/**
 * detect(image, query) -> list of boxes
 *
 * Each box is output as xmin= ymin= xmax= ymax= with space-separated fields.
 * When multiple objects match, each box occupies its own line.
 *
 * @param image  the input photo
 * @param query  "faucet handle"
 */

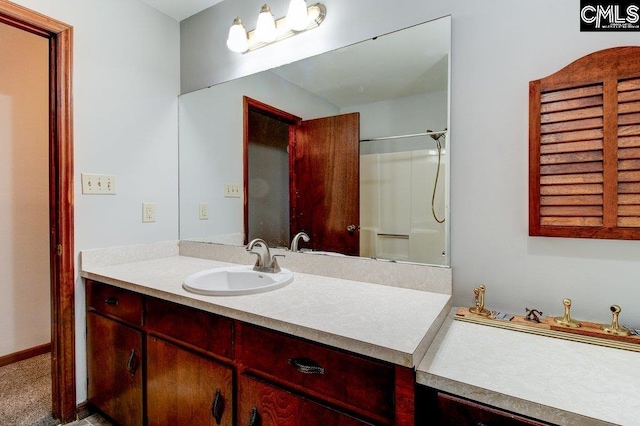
xmin=269 ymin=254 xmax=285 ymax=273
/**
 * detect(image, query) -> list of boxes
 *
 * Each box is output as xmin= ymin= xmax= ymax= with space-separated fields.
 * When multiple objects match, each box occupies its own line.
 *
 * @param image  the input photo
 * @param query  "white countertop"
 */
xmin=81 ymin=255 xmax=451 ymax=367
xmin=417 ymin=310 xmax=640 ymax=426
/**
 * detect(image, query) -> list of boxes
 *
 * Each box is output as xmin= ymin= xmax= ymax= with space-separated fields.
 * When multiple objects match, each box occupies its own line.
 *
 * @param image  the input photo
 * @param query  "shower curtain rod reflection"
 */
xmin=360 ymin=130 xmax=447 ymax=142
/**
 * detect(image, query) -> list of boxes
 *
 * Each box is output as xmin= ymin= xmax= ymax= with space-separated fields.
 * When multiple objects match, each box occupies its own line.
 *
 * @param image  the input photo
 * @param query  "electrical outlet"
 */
xmin=224 ymin=183 xmax=241 ymax=198
xmin=81 ymin=173 xmax=116 ymax=194
xmin=142 ymin=202 xmax=156 ymax=223
xmin=199 ymin=203 xmax=209 ymax=220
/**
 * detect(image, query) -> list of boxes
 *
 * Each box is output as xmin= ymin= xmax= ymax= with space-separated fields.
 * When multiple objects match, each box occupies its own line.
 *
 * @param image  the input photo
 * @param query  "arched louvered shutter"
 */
xmin=530 ymin=47 xmax=640 ymax=239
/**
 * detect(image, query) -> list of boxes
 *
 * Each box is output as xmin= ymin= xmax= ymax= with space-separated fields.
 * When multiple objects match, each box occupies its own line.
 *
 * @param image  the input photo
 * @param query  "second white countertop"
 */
xmin=417 ymin=310 xmax=640 ymax=425
xmin=81 ymin=255 xmax=451 ymax=367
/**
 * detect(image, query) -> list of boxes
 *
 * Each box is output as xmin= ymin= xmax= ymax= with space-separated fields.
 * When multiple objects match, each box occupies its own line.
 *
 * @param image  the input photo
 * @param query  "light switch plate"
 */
xmin=81 ymin=173 xmax=116 ymax=194
xmin=224 ymin=183 xmax=241 ymax=198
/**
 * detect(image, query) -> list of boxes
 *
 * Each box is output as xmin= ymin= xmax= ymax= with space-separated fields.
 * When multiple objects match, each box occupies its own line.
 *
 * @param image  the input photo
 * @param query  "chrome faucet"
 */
xmin=246 ymin=238 xmax=282 ymax=273
xmin=290 ymin=232 xmax=310 ymax=252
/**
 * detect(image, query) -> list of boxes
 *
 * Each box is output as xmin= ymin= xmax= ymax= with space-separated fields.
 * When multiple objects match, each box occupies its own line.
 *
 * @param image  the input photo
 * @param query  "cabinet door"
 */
xmin=147 ymin=337 xmax=233 ymax=426
xmin=87 ymin=312 xmax=143 ymax=426
xmin=238 ymin=375 xmax=373 ymax=426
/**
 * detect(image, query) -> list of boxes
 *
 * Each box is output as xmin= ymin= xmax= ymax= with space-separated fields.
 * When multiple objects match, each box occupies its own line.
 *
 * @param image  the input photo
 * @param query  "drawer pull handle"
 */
xmin=248 ymin=406 xmax=259 ymax=426
xmin=104 ymin=297 xmax=119 ymax=306
xmin=288 ymin=358 xmax=325 ymax=375
xmin=126 ymin=349 xmax=138 ymax=377
xmin=211 ymin=388 xmax=223 ymax=424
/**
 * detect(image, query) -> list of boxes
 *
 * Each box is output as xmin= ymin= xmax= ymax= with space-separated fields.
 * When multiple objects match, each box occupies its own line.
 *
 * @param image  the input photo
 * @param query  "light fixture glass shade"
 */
xmin=255 ymin=4 xmax=277 ymax=43
xmin=226 ymin=17 xmax=249 ymax=53
xmin=286 ymin=0 xmax=309 ymax=31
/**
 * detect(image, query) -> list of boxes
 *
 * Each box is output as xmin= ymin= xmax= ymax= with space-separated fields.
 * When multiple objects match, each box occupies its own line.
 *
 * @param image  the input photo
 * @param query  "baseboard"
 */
xmin=76 ymin=401 xmax=91 ymax=420
xmin=0 ymin=343 xmax=51 ymax=367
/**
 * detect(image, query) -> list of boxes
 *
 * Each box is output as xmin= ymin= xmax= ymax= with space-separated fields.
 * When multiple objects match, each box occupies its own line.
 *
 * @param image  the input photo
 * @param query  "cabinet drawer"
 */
xmin=437 ymin=393 xmax=549 ymax=426
xmin=237 ymin=323 xmax=395 ymax=420
xmin=238 ymin=374 xmax=374 ymax=426
xmin=146 ymin=297 xmax=233 ymax=359
xmin=87 ymin=281 xmax=143 ymax=327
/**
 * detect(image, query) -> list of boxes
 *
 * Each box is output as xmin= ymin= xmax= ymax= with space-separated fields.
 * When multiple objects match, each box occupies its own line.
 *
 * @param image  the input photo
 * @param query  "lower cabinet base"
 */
xmin=86 ymin=281 xmax=416 ymax=426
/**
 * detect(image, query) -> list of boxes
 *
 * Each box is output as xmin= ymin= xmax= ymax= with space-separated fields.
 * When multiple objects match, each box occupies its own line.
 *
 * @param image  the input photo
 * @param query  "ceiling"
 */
xmin=270 ymin=17 xmax=450 ymax=108
xmin=139 ymin=0 xmax=225 ymax=21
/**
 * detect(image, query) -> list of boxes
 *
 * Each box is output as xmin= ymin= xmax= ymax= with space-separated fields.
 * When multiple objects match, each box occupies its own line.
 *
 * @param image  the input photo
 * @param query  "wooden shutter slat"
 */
xmin=619 ymin=170 xmax=640 ymax=182
xmin=540 ymin=195 xmax=603 ymax=205
xmin=618 ymin=78 xmax=640 ymax=92
xmin=541 ymin=86 xmax=603 ymax=103
xmin=540 ymin=184 xmax=602 ymax=195
xmin=619 ymin=194 xmax=640 ymax=204
xmin=540 ymin=140 xmax=602 ymax=154
xmin=618 ymin=112 xmax=640 ymax=125
xmin=540 ymin=96 xmax=603 ymax=113
xmin=541 ymin=217 xmax=603 ymax=226
xmin=618 ymin=147 xmax=640 ymax=160
xmin=540 ymin=173 xmax=602 ymax=185
xmin=618 ymin=125 xmax=640 ymax=137
xmin=619 ymin=182 xmax=640 ymax=193
xmin=618 ymin=205 xmax=640 ymax=215
xmin=541 ymin=161 xmax=603 ymax=175
xmin=540 ymin=151 xmax=602 ymax=165
xmin=541 ymin=106 xmax=603 ymax=124
xmin=618 ymin=90 xmax=640 ymax=103
xmin=541 ymin=129 xmax=603 ymax=144
xmin=540 ymin=206 xmax=602 ymax=216
xmin=617 ymin=217 xmax=640 ymax=227
xmin=541 ymin=118 xmax=603 ymax=134
xmin=618 ymin=136 xmax=640 ymax=148
xmin=619 ymin=101 xmax=640 ymax=114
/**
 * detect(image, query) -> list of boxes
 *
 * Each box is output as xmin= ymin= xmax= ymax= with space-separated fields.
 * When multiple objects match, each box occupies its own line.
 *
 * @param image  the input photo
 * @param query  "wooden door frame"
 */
xmin=0 ymin=1 xmax=75 ymax=423
xmin=242 ymin=96 xmax=301 ymax=244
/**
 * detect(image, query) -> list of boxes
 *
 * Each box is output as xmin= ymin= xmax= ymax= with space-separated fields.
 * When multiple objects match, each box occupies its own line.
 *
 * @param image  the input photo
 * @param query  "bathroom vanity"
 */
xmin=81 ymin=245 xmax=451 ymax=425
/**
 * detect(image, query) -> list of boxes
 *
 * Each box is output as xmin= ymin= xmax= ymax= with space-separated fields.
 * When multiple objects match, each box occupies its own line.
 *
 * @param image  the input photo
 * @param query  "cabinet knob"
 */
xmin=211 ymin=388 xmax=224 ymax=424
xmin=248 ymin=406 xmax=259 ymax=426
xmin=288 ymin=358 xmax=325 ymax=375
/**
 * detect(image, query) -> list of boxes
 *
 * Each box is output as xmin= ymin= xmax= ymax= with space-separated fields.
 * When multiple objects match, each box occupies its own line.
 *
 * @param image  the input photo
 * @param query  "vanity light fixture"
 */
xmin=226 ymin=1 xmax=326 ymax=53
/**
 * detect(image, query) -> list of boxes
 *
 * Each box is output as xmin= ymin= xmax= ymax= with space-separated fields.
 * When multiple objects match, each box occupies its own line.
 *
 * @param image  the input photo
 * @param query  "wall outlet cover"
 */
xmin=199 ymin=203 xmax=209 ymax=220
xmin=142 ymin=202 xmax=156 ymax=223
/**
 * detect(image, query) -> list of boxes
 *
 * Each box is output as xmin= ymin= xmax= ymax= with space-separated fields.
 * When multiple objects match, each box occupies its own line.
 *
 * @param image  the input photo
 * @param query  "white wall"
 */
xmin=0 ymin=23 xmax=50 ymax=357
xmin=11 ymin=0 xmax=180 ymax=402
xmin=182 ymin=0 xmax=640 ymax=326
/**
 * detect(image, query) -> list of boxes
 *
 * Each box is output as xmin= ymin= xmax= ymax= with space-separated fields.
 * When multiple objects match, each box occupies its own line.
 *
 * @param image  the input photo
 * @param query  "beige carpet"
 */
xmin=0 ymin=354 xmax=57 ymax=426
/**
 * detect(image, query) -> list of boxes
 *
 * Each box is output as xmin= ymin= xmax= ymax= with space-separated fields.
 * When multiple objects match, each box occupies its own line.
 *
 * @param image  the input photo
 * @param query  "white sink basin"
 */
xmin=183 ymin=265 xmax=293 ymax=296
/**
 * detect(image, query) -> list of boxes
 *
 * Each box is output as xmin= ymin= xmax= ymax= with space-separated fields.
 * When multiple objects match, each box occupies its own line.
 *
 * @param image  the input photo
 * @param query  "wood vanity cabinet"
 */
xmin=86 ymin=280 xmax=415 ymax=425
xmin=417 ymin=387 xmax=551 ymax=426
xmin=86 ymin=282 xmax=144 ymax=425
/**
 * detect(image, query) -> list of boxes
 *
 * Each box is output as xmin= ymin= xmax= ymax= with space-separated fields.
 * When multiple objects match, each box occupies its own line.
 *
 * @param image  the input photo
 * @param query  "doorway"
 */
xmin=243 ymin=97 xmax=300 ymax=247
xmin=243 ymin=97 xmax=361 ymax=255
xmin=0 ymin=1 xmax=75 ymax=423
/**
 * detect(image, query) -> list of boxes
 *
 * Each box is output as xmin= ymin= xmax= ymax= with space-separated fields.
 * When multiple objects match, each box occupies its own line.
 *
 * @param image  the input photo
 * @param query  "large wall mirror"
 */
xmin=179 ymin=15 xmax=451 ymax=266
